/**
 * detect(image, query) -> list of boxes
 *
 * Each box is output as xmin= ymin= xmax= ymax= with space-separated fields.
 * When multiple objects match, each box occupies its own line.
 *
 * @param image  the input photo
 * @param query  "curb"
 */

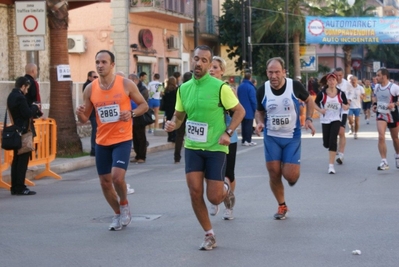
xmin=1 ymin=142 xmax=175 ymax=184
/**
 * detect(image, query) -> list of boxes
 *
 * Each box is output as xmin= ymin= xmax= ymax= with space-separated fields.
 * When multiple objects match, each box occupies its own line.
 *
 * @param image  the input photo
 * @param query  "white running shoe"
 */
xmin=336 ymin=153 xmax=344 ymax=165
xmin=223 ymin=209 xmax=234 ymax=220
xmin=126 ymin=184 xmax=135 ymax=194
xmin=249 ymin=141 xmax=257 ymax=146
xmin=120 ymin=204 xmax=132 ymax=226
xmin=354 ymin=133 xmax=358 ymax=139
xmin=109 ymin=215 xmax=122 ymax=231
xmin=209 ymin=204 xmax=219 ymax=216
xmin=328 ymin=166 xmax=336 ymax=174
xmin=242 ymin=141 xmax=250 ymax=146
xmin=377 ymin=161 xmax=389 ymax=171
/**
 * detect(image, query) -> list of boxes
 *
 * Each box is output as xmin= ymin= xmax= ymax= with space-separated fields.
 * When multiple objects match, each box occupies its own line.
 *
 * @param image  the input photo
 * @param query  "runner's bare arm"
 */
xmin=76 ymin=84 xmax=94 ymax=123
xmin=125 ymin=78 xmax=148 ymax=117
xmin=165 ymin=111 xmax=186 ymax=132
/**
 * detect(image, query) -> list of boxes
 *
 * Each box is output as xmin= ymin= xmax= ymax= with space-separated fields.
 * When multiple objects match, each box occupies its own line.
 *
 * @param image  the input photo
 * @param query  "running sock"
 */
xmin=120 ymin=200 xmax=128 ymax=206
xmin=382 ymin=158 xmax=388 ymax=164
xmin=329 ymin=164 xmax=334 ymax=167
xmin=205 ymin=229 xmax=215 ymax=236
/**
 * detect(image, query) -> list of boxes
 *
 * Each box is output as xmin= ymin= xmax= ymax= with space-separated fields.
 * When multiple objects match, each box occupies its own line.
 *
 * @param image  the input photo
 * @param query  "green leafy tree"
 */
xmin=365 ymin=44 xmax=399 ymax=68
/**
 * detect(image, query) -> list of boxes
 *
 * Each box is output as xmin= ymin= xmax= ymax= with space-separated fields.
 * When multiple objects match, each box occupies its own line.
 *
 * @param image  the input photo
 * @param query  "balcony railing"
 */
xmin=130 ymin=0 xmax=194 ymax=18
xmin=184 ymin=15 xmax=219 ymax=39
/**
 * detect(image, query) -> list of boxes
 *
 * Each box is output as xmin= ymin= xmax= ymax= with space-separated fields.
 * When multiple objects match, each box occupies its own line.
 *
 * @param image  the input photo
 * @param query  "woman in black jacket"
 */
xmin=7 ymin=76 xmax=41 ymax=195
xmin=162 ymin=76 xmax=178 ymax=142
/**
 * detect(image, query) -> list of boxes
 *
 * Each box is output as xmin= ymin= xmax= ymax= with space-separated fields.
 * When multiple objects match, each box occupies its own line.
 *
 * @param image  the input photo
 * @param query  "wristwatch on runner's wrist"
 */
xmin=225 ymin=129 xmax=233 ymax=137
xmin=131 ymin=110 xmax=136 ymax=118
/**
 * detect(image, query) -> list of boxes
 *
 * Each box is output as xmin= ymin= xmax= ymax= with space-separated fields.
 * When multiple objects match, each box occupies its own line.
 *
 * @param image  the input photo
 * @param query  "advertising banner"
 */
xmin=306 ymin=16 xmax=399 ymax=44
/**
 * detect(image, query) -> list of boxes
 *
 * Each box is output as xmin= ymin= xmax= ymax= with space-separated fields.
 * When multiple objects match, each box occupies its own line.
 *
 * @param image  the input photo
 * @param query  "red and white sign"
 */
xmin=15 ymin=1 xmax=46 ymax=36
xmin=352 ymin=59 xmax=361 ymax=70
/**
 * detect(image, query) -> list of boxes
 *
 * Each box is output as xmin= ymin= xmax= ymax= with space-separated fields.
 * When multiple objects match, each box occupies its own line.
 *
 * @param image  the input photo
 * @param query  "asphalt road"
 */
xmin=1 ymin=117 xmax=399 ymax=267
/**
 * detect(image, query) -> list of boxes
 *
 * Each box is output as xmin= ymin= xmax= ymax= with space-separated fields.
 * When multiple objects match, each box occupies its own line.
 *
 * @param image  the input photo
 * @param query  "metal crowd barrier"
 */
xmin=0 ymin=118 xmax=61 ymax=190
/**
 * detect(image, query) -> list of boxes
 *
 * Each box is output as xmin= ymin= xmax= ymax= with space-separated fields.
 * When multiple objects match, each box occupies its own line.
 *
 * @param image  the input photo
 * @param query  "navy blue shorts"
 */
xmin=95 ymin=140 xmax=132 ymax=175
xmin=184 ymin=148 xmax=226 ymax=181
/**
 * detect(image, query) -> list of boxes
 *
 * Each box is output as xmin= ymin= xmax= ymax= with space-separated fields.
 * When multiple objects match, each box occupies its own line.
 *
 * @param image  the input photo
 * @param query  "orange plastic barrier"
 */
xmin=0 ymin=118 xmax=61 ymax=190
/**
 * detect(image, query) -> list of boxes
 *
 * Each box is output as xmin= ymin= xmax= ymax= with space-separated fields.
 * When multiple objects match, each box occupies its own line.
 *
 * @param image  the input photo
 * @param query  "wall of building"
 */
xmin=68 ymin=3 xmax=114 ymax=82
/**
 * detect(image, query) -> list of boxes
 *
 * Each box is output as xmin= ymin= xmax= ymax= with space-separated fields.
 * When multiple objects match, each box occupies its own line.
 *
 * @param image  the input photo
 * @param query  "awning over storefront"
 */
xmin=167 ymin=58 xmax=181 ymax=65
xmin=136 ymin=55 xmax=157 ymax=64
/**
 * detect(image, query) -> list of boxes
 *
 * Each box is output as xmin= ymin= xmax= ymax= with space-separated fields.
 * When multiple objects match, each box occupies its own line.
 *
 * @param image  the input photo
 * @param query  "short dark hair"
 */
xmin=95 ymin=50 xmax=115 ymax=63
xmin=244 ymin=72 xmax=252 ymax=80
xmin=173 ymin=71 xmax=181 ymax=79
xmin=378 ymin=67 xmax=389 ymax=78
xmin=266 ymin=57 xmax=285 ymax=70
xmin=154 ymin=73 xmax=160 ymax=79
xmin=139 ymin=72 xmax=147 ymax=78
xmin=182 ymin=72 xmax=192 ymax=83
xmin=194 ymin=45 xmax=213 ymax=61
xmin=88 ymin=71 xmax=96 ymax=78
xmin=334 ymin=67 xmax=344 ymax=73
xmin=15 ymin=76 xmax=30 ymax=88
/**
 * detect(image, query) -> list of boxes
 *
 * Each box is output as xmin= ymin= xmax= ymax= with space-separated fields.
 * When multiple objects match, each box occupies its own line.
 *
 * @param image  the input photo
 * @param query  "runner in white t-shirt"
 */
xmin=334 ymin=68 xmax=349 ymax=164
xmin=347 ymin=76 xmax=365 ymax=139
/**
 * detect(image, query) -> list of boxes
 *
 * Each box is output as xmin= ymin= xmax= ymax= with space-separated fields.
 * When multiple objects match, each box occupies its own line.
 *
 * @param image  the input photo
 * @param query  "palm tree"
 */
xmin=252 ymin=0 xmax=309 ymax=78
xmin=47 ymin=0 xmax=82 ymax=156
xmin=340 ymin=0 xmax=375 ymax=76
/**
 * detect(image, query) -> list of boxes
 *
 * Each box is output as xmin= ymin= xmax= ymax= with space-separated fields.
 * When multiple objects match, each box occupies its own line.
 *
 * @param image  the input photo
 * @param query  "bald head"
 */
xmin=25 ymin=63 xmax=38 ymax=79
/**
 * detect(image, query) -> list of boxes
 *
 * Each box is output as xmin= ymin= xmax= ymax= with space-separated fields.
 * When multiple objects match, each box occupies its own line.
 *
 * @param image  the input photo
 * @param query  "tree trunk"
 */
xmin=343 ymin=45 xmax=353 ymax=78
xmin=293 ymin=32 xmax=301 ymax=79
xmin=47 ymin=1 xmax=82 ymax=156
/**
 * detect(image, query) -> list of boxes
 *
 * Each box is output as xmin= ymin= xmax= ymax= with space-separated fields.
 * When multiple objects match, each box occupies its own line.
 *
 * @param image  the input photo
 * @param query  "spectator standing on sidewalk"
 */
xmin=7 ymin=77 xmax=41 ymax=195
xmin=76 ymin=50 xmax=148 ymax=231
xmin=147 ymin=73 xmax=163 ymax=133
xmin=255 ymin=57 xmax=315 ymax=220
xmin=24 ymin=63 xmax=42 ymax=108
xmin=83 ymin=70 xmax=98 ymax=156
xmin=128 ymin=73 xmax=149 ymax=164
xmin=237 ymin=71 xmax=257 ymax=146
xmin=164 ymin=45 xmax=245 ymax=250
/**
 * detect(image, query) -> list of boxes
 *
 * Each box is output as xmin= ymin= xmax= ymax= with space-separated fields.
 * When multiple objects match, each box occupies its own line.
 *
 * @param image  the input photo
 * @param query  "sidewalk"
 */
xmin=1 ymin=129 xmax=174 ymax=184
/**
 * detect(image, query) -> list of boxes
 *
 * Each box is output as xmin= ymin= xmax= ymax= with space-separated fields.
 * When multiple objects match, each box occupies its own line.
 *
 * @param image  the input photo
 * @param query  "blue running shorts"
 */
xmin=148 ymin=98 xmax=160 ymax=109
xmin=264 ymin=135 xmax=301 ymax=164
xmin=348 ymin=108 xmax=361 ymax=117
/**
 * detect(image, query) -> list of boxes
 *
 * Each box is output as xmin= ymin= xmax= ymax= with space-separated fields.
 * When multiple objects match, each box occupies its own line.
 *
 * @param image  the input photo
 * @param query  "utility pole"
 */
xmin=241 ymin=0 xmax=247 ymax=70
xmin=247 ymin=0 xmax=252 ymax=72
xmin=194 ymin=0 xmax=199 ymax=47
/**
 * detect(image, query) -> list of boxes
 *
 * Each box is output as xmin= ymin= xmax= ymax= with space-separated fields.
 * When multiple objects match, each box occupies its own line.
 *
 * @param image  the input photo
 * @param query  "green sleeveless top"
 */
xmin=178 ymin=73 xmax=228 ymax=153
